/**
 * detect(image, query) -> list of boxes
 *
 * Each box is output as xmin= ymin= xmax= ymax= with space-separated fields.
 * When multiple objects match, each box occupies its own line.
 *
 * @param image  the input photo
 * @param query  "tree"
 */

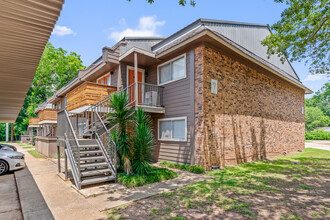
xmin=8 ymin=42 xmax=85 ymax=139
xmin=305 ymin=106 xmax=330 ymax=130
xmin=29 ymin=42 xmax=85 ymax=114
xmin=306 ymin=83 xmax=330 ymax=117
xmin=131 ymin=108 xmax=154 ymax=176
xmin=127 ymin=0 xmax=196 ymax=6
xmin=108 ymin=92 xmax=135 ymax=174
xmin=262 ymin=0 xmax=329 ymax=75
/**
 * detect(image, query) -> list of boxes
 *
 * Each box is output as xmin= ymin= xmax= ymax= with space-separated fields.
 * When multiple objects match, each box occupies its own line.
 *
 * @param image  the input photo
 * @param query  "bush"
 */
xmin=305 ymin=130 xmax=330 ymax=140
xmin=305 ymin=106 xmax=330 ymax=131
xmin=118 ymin=167 xmax=178 ymax=188
xmin=130 ymin=108 xmax=154 ymax=176
xmin=159 ymin=161 xmax=205 ymax=174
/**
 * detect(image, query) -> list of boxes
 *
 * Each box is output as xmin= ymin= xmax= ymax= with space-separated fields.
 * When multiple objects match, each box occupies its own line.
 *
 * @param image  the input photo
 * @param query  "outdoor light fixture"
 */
xmin=145 ymin=71 xmax=149 ymax=77
xmin=110 ymin=71 xmax=114 ymax=75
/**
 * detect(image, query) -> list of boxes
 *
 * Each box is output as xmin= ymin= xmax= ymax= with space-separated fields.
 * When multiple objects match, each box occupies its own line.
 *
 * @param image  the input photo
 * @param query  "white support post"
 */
xmin=117 ymin=64 xmax=122 ymax=89
xmin=5 ymin=123 xmax=9 ymax=142
xmin=134 ymin=52 xmax=138 ymax=105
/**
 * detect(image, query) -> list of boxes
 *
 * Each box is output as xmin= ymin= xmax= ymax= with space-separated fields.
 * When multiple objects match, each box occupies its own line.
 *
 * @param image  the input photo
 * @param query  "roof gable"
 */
xmin=152 ymin=19 xmax=300 ymax=81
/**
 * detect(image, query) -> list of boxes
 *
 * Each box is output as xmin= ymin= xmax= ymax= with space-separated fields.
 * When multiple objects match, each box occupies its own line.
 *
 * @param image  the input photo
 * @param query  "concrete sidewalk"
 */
xmin=306 ymin=140 xmax=330 ymax=151
xmin=14 ymin=143 xmax=106 ymax=220
xmin=14 ymin=143 xmax=212 ymax=218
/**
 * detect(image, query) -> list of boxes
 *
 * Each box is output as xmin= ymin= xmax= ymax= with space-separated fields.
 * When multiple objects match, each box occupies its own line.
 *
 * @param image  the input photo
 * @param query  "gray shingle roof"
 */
xmin=152 ymin=19 xmax=300 ymax=82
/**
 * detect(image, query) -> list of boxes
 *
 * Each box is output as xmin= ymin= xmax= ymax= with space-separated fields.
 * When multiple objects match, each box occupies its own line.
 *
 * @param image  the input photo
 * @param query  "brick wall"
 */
xmin=194 ymin=45 xmax=305 ymax=170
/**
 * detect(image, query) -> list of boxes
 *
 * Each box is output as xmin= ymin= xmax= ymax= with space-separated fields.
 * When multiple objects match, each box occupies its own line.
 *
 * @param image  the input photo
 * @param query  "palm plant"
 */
xmin=130 ymin=108 xmax=154 ymax=176
xmin=108 ymin=92 xmax=135 ymax=174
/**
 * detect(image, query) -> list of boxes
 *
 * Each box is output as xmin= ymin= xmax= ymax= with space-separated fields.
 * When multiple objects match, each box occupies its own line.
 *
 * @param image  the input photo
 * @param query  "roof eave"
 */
xmin=155 ymin=29 xmax=312 ymax=94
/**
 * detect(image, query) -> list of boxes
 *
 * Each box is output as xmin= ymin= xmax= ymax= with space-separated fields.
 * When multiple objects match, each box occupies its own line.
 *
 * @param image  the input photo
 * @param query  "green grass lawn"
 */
xmin=28 ymin=150 xmax=46 ymax=159
xmin=107 ymin=149 xmax=330 ymax=219
xmin=23 ymin=146 xmax=35 ymax=149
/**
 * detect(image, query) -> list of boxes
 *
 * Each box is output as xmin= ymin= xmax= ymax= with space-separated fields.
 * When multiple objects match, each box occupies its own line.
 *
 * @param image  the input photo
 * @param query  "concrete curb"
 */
xmin=14 ymin=167 xmax=54 ymax=220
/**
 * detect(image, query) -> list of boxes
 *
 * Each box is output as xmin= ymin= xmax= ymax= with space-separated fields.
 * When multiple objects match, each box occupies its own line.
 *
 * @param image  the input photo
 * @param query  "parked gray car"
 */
xmin=0 ymin=147 xmax=25 ymax=175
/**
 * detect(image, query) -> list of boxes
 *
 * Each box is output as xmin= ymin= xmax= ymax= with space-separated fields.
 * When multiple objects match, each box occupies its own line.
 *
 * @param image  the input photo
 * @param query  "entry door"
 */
xmin=128 ymin=69 xmax=143 ymax=105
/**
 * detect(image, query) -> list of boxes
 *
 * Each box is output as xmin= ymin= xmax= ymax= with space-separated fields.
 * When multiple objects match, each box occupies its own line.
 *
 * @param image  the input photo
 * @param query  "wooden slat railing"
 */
xmin=39 ymin=109 xmax=58 ymax=122
xmin=29 ymin=117 xmax=40 ymax=125
xmin=66 ymin=82 xmax=117 ymax=112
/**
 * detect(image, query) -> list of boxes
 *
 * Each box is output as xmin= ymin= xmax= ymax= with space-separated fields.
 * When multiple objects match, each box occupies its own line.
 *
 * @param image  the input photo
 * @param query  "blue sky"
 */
xmin=49 ymin=0 xmax=328 ymax=97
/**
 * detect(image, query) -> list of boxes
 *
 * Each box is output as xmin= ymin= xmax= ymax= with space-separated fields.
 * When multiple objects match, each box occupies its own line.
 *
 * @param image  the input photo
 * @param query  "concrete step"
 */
xmin=80 ymin=168 xmax=112 ymax=177
xmin=80 ymin=150 xmax=102 ymax=155
xmin=80 ymin=156 xmax=105 ymax=161
xmin=79 ymin=144 xmax=99 ymax=148
xmin=78 ymin=139 xmax=98 ymax=145
xmin=81 ymin=176 xmax=116 ymax=186
xmin=80 ymin=162 xmax=108 ymax=169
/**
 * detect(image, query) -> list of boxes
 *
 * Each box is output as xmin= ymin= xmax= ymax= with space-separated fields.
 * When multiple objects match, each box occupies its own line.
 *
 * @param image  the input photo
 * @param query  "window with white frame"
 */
xmin=158 ymin=54 xmax=186 ymax=85
xmin=158 ymin=117 xmax=187 ymax=141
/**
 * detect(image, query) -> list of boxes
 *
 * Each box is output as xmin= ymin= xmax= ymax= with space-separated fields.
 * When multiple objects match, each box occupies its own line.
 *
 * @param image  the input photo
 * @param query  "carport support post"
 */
xmin=5 ymin=123 xmax=9 ymax=142
xmin=11 ymin=123 xmax=14 ymax=142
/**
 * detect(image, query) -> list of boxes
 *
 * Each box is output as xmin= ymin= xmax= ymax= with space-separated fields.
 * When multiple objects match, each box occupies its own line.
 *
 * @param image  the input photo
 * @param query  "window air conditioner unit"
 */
xmin=144 ymin=91 xmax=158 ymax=106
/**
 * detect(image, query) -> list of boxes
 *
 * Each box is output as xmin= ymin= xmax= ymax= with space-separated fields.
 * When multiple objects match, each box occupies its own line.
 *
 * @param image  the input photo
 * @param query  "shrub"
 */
xmin=305 ymin=106 xmax=330 ymax=131
xmin=159 ymin=161 xmax=205 ymax=174
xmin=118 ymin=167 xmax=178 ymax=188
xmin=108 ymin=92 xmax=135 ymax=174
xmin=130 ymin=108 xmax=154 ymax=176
xmin=305 ymin=130 xmax=330 ymax=140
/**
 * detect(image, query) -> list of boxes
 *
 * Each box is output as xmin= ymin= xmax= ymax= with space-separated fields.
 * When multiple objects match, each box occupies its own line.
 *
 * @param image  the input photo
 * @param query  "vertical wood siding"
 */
xmin=147 ymin=50 xmax=195 ymax=164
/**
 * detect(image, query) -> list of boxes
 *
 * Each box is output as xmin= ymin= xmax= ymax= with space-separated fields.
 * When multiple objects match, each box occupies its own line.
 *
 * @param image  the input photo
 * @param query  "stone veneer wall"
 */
xmin=194 ymin=45 xmax=305 ymax=170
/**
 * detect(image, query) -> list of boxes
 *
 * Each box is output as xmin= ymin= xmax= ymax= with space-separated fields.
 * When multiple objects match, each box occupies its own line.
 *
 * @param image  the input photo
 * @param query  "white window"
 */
xmin=158 ymin=54 xmax=186 ymax=85
xmin=158 ymin=117 xmax=187 ymax=141
xmin=106 ymin=76 xmax=111 ymax=86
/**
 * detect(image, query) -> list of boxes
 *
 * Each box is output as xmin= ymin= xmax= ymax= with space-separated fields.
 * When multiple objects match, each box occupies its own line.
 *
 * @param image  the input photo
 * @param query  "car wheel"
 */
xmin=0 ymin=160 xmax=8 ymax=175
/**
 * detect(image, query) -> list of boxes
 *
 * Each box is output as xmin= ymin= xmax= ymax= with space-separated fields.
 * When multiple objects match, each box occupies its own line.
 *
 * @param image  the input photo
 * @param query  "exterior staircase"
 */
xmin=77 ymin=139 xmax=115 ymax=186
xmin=58 ymin=103 xmax=117 ymax=189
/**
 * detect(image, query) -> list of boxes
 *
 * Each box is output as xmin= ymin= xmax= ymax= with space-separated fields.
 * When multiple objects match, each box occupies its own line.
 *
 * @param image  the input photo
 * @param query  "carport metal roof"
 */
xmin=0 ymin=0 xmax=64 ymax=122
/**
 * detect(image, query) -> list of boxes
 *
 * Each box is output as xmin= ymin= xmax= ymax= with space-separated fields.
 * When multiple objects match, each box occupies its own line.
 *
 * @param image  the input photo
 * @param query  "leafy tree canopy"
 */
xmin=305 ymin=106 xmax=330 ymax=130
xmin=305 ymin=83 xmax=330 ymax=117
xmin=262 ymin=0 xmax=329 ymax=75
xmin=28 ymin=42 xmax=85 ymax=116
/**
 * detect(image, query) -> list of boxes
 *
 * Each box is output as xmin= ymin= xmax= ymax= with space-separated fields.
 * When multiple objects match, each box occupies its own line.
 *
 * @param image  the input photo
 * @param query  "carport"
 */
xmin=0 ymin=1 xmax=64 ymax=219
xmin=0 ymin=0 xmax=64 ymax=138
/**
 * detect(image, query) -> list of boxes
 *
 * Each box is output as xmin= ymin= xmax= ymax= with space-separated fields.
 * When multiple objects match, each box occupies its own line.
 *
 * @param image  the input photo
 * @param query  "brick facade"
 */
xmin=194 ymin=45 xmax=305 ymax=170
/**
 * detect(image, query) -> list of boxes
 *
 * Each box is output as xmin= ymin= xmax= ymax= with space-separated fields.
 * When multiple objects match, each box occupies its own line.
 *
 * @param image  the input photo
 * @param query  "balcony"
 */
xmin=66 ymin=82 xmax=117 ymax=113
xmin=38 ymin=109 xmax=58 ymax=125
xmin=127 ymin=83 xmax=165 ymax=113
xmin=28 ymin=117 xmax=40 ymax=127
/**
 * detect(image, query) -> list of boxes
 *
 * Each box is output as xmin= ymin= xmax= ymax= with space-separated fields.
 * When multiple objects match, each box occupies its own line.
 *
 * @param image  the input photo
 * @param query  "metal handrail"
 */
xmin=63 ymin=110 xmax=81 ymax=173
xmin=95 ymin=112 xmax=117 ymax=174
xmin=64 ymin=133 xmax=81 ymax=189
xmin=95 ymin=132 xmax=116 ymax=177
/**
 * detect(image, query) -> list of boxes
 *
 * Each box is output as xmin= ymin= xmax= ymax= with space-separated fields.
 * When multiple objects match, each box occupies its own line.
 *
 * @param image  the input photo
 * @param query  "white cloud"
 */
xmin=108 ymin=16 xmax=165 ymax=41
xmin=303 ymin=74 xmax=328 ymax=82
xmin=52 ymin=25 xmax=76 ymax=36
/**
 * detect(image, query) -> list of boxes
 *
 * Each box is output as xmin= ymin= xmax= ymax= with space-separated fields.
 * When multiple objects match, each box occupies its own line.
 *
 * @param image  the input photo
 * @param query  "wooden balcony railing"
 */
xmin=66 ymin=82 xmax=117 ymax=112
xmin=29 ymin=117 xmax=40 ymax=125
xmin=39 ymin=109 xmax=58 ymax=122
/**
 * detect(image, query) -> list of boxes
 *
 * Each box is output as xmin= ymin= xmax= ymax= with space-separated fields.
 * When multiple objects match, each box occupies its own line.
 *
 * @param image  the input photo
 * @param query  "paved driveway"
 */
xmin=305 ymin=140 xmax=330 ymax=151
xmin=0 ymin=173 xmax=23 ymax=220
